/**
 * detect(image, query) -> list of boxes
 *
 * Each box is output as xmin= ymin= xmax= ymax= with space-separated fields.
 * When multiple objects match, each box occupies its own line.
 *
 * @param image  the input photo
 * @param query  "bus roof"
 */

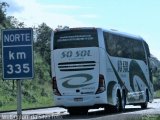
xmin=54 ymin=27 xmax=144 ymax=41
xmin=102 ymin=28 xmax=144 ymax=41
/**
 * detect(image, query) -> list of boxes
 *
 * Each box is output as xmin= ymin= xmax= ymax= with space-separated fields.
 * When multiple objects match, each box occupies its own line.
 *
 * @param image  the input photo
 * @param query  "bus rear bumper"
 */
xmin=54 ymin=92 xmax=107 ymax=107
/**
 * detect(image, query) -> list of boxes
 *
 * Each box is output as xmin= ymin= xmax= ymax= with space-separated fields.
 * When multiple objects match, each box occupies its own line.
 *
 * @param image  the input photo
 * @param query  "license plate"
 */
xmin=74 ymin=98 xmax=83 ymax=102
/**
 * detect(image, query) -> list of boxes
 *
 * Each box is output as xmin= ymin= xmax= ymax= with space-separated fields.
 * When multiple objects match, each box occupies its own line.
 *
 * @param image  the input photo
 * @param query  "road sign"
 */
xmin=2 ymin=28 xmax=33 ymax=80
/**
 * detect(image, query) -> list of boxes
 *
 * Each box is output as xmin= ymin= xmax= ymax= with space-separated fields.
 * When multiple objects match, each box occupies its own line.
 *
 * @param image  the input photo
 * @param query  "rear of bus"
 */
xmin=51 ymin=28 xmax=106 ymax=109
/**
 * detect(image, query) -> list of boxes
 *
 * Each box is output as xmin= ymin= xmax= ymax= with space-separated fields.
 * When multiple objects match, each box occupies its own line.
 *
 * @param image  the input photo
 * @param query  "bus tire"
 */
xmin=68 ymin=108 xmax=88 ymax=115
xmin=114 ymin=92 xmax=121 ymax=112
xmin=141 ymin=91 xmax=149 ymax=109
xmin=104 ymin=105 xmax=114 ymax=113
xmin=120 ymin=91 xmax=126 ymax=112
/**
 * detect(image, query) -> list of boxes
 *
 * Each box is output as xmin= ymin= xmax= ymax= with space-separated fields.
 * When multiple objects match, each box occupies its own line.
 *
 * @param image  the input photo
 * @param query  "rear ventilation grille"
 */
xmin=58 ymin=61 xmax=96 ymax=71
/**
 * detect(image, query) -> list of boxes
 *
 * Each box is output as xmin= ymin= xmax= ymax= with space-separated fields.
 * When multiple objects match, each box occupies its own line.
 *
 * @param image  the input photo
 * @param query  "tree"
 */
xmin=6 ymin=16 xmax=25 ymax=28
xmin=35 ymin=23 xmax=52 ymax=65
xmin=0 ymin=2 xmax=9 ymax=28
xmin=0 ymin=2 xmax=25 ymax=29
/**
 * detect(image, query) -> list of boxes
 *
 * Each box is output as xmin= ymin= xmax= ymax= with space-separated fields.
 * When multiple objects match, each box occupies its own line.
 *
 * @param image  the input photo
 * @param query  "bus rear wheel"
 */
xmin=141 ymin=91 xmax=149 ymax=109
xmin=68 ymin=108 xmax=88 ymax=115
xmin=113 ymin=92 xmax=121 ymax=112
xmin=120 ymin=91 xmax=126 ymax=112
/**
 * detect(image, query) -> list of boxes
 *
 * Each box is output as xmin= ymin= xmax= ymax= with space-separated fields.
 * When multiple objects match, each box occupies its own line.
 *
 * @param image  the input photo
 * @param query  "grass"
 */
xmin=119 ymin=115 xmax=160 ymax=120
xmin=0 ymin=100 xmax=53 ymax=112
xmin=0 ymin=84 xmax=54 ymax=111
xmin=0 ymin=53 xmax=54 ymax=112
xmin=154 ymin=90 xmax=160 ymax=98
xmin=141 ymin=115 xmax=160 ymax=120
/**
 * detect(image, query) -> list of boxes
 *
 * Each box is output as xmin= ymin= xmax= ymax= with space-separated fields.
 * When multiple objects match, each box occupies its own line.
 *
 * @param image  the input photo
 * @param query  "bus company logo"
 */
xmin=61 ymin=50 xmax=92 ymax=59
xmin=60 ymin=73 xmax=95 ymax=88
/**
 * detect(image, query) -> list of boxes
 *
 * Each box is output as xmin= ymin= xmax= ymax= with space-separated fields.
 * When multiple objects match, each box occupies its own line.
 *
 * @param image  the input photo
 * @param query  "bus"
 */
xmin=51 ymin=27 xmax=154 ymax=115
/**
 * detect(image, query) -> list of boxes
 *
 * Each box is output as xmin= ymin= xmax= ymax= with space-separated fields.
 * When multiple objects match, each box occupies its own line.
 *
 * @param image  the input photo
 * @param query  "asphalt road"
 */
xmin=0 ymin=99 xmax=160 ymax=120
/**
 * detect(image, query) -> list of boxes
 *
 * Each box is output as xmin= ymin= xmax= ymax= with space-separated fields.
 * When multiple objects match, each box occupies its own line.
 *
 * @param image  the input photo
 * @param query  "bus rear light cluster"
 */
xmin=52 ymin=77 xmax=61 ymax=96
xmin=96 ymin=74 xmax=106 ymax=94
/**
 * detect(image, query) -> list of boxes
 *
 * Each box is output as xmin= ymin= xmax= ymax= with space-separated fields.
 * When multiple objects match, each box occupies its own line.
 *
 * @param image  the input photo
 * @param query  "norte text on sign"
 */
xmin=2 ymin=28 xmax=33 ymax=79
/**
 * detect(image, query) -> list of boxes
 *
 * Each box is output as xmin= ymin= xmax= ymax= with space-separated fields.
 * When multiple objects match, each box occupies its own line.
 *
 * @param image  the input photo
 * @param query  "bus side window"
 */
xmin=116 ymin=36 xmax=133 ymax=59
xmin=132 ymin=40 xmax=146 ymax=62
xmin=144 ymin=41 xmax=150 ymax=58
xmin=103 ymin=32 xmax=116 ymax=56
xmin=104 ymin=32 xmax=133 ymax=59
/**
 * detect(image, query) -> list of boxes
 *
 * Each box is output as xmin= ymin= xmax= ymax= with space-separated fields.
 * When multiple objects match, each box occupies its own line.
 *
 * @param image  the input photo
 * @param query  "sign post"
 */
xmin=2 ymin=28 xmax=33 ymax=120
xmin=17 ymin=80 xmax=22 ymax=120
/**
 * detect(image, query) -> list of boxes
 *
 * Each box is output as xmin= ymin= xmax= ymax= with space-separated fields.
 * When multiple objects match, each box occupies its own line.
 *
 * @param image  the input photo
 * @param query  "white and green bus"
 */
xmin=51 ymin=27 xmax=154 ymax=115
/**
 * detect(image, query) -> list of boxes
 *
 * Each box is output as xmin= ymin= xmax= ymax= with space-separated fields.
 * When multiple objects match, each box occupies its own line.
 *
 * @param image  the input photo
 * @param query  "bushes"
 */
xmin=0 ymin=53 xmax=53 ymax=111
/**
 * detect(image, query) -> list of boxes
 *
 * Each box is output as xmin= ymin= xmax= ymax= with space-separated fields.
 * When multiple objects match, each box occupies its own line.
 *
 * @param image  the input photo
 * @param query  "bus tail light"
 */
xmin=96 ymin=74 xmax=106 ymax=94
xmin=52 ymin=77 xmax=61 ymax=96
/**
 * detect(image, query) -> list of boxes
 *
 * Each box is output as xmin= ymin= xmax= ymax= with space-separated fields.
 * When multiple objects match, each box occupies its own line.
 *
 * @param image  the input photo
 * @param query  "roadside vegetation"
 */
xmin=140 ymin=115 xmax=160 ymax=120
xmin=0 ymin=1 xmax=160 ymax=111
xmin=0 ymin=2 xmax=53 ymax=111
xmin=151 ymin=55 xmax=160 ymax=98
xmin=129 ymin=115 xmax=160 ymax=120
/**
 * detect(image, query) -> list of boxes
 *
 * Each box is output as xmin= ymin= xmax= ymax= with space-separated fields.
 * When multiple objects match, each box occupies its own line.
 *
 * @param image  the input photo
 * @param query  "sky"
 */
xmin=5 ymin=0 xmax=160 ymax=60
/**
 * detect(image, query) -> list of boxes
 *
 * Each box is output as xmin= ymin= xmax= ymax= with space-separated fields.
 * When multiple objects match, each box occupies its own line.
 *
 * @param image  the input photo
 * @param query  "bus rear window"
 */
xmin=54 ymin=29 xmax=98 ymax=49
